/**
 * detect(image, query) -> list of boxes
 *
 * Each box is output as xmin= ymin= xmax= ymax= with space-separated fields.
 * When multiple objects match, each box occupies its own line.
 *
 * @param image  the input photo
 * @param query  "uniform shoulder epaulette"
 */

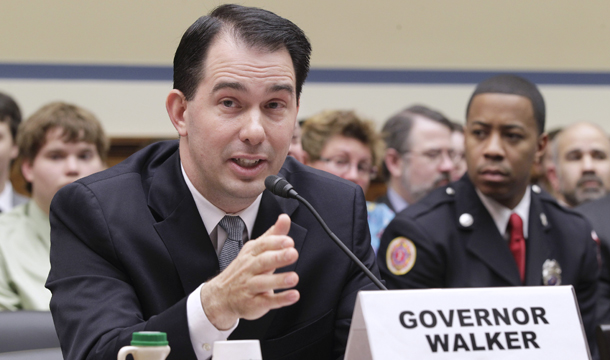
xmin=404 ymin=184 xmax=456 ymax=218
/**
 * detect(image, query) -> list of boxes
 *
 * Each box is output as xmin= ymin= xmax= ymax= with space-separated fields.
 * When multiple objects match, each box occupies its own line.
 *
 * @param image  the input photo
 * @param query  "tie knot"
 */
xmin=219 ymin=216 xmax=246 ymax=241
xmin=509 ymin=213 xmax=523 ymax=229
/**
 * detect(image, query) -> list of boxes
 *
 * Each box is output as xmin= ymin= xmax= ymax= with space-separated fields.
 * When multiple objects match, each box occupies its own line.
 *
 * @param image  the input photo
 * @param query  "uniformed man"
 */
xmin=377 ymin=74 xmax=599 ymax=357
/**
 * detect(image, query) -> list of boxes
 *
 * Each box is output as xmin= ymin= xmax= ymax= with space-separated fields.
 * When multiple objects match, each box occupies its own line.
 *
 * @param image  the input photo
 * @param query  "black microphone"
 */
xmin=265 ymin=175 xmax=387 ymax=290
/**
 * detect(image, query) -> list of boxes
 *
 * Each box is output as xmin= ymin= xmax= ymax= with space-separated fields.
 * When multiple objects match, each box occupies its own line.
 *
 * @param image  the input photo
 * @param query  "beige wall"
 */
xmin=1 ymin=1 xmax=610 ymax=135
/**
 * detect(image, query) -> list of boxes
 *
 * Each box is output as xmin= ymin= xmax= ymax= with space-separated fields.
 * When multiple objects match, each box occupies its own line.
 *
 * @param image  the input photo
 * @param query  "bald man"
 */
xmin=549 ymin=122 xmax=610 ymax=207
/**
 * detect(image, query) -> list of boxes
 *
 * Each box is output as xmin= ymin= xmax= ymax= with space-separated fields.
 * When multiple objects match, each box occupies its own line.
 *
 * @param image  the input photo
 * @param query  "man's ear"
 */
xmin=384 ymin=148 xmax=404 ymax=178
xmin=21 ymin=159 xmax=34 ymax=183
xmin=166 ymin=90 xmax=188 ymax=137
xmin=535 ymin=133 xmax=548 ymax=164
xmin=546 ymin=163 xmax=560 ymax=193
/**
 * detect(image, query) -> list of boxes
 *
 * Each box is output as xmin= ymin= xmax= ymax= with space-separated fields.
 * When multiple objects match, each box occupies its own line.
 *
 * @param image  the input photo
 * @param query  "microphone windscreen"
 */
xmin=265 ymin=175 xmax=294 ymax=198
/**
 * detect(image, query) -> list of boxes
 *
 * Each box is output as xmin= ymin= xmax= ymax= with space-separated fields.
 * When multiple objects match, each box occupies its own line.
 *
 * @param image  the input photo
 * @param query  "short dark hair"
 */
xmin=0 ymin=92 xmax=22 ymax=141
xmin=173 ymin=4 xmax=311 ymax=104
xmin=466 ymin=74 xmax=545 ymax=134
xmin=380 ymin=104 xmax=452 ymax=179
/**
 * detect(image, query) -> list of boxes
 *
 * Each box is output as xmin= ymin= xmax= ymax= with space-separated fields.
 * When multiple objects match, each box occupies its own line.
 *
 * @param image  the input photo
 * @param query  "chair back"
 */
xmin=0 ymin=311 xmax=59 ymax=353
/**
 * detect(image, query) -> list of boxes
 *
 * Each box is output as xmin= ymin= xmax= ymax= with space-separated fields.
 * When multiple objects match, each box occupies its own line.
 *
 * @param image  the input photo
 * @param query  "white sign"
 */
xmin=345 ymin=286 xmax=590 ymax=360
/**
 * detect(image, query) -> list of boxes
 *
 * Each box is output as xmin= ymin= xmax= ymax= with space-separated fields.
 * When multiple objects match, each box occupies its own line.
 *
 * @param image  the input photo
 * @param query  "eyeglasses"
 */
xmin=403 ymin=148 xmax=463 ymax=165
xmin=318 ymin=156 xmax=378 ymax=179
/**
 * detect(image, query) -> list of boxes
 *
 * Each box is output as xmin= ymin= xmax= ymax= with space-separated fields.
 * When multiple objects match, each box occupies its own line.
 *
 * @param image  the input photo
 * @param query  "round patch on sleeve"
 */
xmin=386 ymin=237 xmax=417 ymax=275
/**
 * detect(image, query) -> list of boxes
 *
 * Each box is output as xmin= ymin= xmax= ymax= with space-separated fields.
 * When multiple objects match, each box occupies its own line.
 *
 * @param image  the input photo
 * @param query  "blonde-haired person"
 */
xmin=302 ymin=110 xmax=394 ymax=253
xmin=0 ymin=101 xmax=108 ymax=310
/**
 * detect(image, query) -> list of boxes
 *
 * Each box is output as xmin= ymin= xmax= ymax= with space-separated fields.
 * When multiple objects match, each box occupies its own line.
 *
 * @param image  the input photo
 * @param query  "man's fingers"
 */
xmin=247 ymin=272 xmax=299 ymax=294
xmin=249 ymin=247 xmax=298 ymax=274
xmin=241 ymin=289 xmax=300 ymax=321
xmin=260 ymin=214 xmax=291 ymax=238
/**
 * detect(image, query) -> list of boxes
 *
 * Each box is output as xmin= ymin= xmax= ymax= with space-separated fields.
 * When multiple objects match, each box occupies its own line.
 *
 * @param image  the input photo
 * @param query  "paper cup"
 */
xmin=212 ymin=340 xmax=262 ymax=360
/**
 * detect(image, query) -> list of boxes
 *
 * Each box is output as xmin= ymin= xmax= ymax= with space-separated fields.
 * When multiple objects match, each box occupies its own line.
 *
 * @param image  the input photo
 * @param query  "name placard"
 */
xmin=345 ymin=286 xmax=589 ymax=360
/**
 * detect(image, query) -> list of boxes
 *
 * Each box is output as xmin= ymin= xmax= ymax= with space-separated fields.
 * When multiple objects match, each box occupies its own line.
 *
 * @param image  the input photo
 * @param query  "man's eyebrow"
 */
xmin=269 ymin=84 xmax=294 ymax=94
xmin=212 ymin=82 xmax=246 ymax=93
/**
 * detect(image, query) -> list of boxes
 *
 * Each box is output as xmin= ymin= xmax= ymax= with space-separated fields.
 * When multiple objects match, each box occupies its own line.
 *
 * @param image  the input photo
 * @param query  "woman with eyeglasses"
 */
xmin=301 ymin=110 xmax=394 ymax=253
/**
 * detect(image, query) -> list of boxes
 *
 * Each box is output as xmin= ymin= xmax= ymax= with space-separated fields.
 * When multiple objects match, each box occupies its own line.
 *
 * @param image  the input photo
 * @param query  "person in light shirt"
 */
xmin=0 ymin=101 xmax=108 ymax=311
xmin=0 ymin=92 xmax=27 ymax=213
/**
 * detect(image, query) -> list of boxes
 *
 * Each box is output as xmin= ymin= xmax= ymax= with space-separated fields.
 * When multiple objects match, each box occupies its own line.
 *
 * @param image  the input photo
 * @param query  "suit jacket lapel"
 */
xmin=231 ymin=190 xmax=305 ymax=340
xmin=148 ymin=150 xmax=219 ymax=296
xmin=525 ymin=191 xmax=552 ymax=285
xmin=457 ymin=178 xmax=522 ymax=285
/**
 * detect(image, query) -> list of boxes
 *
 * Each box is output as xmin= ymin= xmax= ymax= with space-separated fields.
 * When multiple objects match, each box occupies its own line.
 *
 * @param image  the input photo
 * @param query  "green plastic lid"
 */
xmin=131 ymin=332 xmax=168 ymax=346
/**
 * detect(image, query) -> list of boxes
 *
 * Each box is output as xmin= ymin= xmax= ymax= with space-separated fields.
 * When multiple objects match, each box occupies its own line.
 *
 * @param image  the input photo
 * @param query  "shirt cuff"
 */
xmin=187 ymin=283 xmax=239 ymax=359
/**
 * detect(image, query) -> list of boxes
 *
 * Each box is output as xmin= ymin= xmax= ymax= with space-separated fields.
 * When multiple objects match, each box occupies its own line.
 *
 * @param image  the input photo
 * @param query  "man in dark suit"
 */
xmin=577 ymin=195 xmax=610 ymax=325
xmin=46 ymin=5 xmax=378 ymax=360
xmin=377 ymin=74 xmax=599 ymax=357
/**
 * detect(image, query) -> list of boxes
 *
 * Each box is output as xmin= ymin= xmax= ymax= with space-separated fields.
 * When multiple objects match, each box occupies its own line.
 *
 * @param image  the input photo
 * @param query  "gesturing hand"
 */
xmin=200 ymin=214 xmax=300 ymax=330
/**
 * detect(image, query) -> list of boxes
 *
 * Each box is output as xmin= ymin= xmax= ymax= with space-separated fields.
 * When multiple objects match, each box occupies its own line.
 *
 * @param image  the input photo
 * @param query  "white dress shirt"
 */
xmin=475 ymin=186 xmax=531 ymax=239
xmin=181 ymin=164 xmax=262 ymax=359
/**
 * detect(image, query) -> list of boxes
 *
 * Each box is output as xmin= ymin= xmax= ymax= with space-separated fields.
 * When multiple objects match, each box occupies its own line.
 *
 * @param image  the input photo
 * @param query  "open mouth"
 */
xmin=232 ymin=158 xmax=262 ymax=168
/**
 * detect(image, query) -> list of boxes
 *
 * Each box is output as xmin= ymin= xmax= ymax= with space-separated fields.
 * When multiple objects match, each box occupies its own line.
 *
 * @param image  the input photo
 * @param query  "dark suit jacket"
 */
xmin=377 ymin=176 xmax=599 ymax=355
xmin=577 ymin=195 xmax=610 ymax=325
xmin=46 ymin=140 xmax=379 ymax=360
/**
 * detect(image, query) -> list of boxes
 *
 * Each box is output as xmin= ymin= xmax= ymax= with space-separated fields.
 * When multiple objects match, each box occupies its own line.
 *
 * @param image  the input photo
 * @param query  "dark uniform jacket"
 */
xmin=577 ymin=195 xmax=610 ymax=325
xmin=378 ymin=175 xmax=599 ymax=356
xmin=46 ymin=140 xmax=379 ymax=360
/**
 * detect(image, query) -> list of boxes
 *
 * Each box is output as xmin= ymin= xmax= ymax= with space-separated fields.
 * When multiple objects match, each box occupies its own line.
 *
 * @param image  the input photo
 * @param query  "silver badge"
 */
xmin=540 ymin=213 xmax=548 ymax=227
xmin=532 ymin=184 xmax=541 ymax=194
xmin=542 ymin=259 xmax=562 ymax=286
xmin=446 ymin=187 xmax=455 ymax=195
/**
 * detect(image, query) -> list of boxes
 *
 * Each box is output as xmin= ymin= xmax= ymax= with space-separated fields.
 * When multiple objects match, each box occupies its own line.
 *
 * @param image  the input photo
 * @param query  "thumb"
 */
xmin=263 ymin=214 xmax=291 ymax=237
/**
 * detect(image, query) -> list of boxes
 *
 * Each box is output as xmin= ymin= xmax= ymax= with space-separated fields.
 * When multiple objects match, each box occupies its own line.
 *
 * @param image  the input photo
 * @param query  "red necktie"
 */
xmin=508 ymin=213 xmax=526 ymax=283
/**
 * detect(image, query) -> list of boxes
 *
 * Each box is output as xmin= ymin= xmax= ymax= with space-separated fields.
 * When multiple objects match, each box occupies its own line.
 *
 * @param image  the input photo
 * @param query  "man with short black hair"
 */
xmin=0 ymin=92 xmax=27 ymax=213
xmin=378 ymin=104 xmax=456 ymax=213
xmin=378 ymin=74 xmax=599 ymax=357
xmin=47 ymin=5 xmax=378 ymax=360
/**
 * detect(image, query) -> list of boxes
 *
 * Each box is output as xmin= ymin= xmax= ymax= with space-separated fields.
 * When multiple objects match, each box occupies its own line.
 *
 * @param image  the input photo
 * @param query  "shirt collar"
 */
xmin=181 ymin=163 xmax=261 ymax=241
xmin=387 ymin=186 xmax=409 ymax=213
xmin=476 ymin=186 xmax=531 ymax=239
xmin=0 ymin=181 xmax=14 ymax=213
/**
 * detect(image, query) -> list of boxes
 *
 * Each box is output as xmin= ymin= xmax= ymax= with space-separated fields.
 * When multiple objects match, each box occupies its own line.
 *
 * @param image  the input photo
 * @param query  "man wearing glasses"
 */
xmin=377 ymin=104 xmax=457 ymax=213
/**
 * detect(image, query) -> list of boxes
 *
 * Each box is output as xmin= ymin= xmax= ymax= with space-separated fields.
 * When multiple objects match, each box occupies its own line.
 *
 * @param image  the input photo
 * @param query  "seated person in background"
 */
xmin=0 ymin=101 xmax=108 ymax=310
xmin=530 ymin=127 xmax=562 ymax=199
xmin=377 ymin=104 xmax=456 ymax=213
xmin=287 ymin=120 xmax=307 ymax=163
xmin=0 ymin=92 xmax=27 ymax=213
xmin=301 ymin=109 xmax=393 ymax=253
xmin=377 ymin=74 xmax=599 ymax=357
xmin=547 ymin=122 xmax=610 ymax=208
xmin=46 ymin=5 xmax=379 ymax=360
xmin=450 ymin=121 xmax=467 ymax=181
